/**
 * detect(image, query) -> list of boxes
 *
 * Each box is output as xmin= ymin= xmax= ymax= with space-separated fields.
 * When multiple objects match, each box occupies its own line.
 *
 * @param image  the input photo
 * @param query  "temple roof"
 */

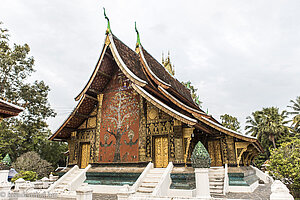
xmin=49 ymin=30 xmax=263 ymax=152
xmin=0 ymin=99 xmax=24 ymax=119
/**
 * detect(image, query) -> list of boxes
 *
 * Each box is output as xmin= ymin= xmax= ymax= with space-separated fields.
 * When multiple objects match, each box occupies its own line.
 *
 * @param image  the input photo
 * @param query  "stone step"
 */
xmin=146 ymin=174 xmax=162 ymax=178
xmin=143 ymin=178 xmax=160 ymax=183
xmin=210 ymin=185 xmax=223 ymax=189
xmin=210 ymin=181 xmax=224 ymax=186
xmin=141 ymin=182 xmax=157 ymax=188
xmin=137 ymin=186 xmax=154 ymax=193
xmin=210 ymin=188 xmax=223 ymax=194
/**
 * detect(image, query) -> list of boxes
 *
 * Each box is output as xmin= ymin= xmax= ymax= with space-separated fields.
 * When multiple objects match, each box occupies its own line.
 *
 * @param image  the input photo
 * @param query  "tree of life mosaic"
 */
xmin=99 ymin=80 xmax=140 ymax=163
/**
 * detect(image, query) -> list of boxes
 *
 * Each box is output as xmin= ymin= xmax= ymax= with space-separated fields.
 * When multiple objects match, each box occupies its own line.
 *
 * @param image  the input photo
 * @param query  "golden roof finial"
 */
xmin=162 ymin=51 xmax=175 ymax=76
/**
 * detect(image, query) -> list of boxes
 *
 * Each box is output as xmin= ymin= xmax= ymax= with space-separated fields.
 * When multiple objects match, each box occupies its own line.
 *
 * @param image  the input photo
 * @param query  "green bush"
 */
xmin=12 ymin=151 xmax=53 ymax=178
xmin=11 ymin=171 xmax=37 ymax=183
xmin=268 ymin=138 xmax=300 ymax=198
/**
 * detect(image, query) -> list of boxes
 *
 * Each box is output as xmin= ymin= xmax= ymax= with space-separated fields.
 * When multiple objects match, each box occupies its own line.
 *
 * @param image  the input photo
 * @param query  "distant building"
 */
xmin=49 ymin=25 xmax=263 ymax=169
xmin=0 ymin=99 xmax=24 ymax=121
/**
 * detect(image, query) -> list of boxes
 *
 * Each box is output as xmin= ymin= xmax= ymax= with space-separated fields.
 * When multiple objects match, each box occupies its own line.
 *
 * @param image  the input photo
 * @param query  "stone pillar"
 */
xmin=270 ymin=180 xmax=294 ymax=200
xmin=195 ymin=168 xmax=211 ymax=199
xmin=14 ymin=178 xmax=25 ymax=191
xmin=76 ymin=185 xmax=93 ymax=200
xmin=0 ymin=170 xmax=9 ymax=183
xmin=191 ymin=141 xmax=212 ymax=199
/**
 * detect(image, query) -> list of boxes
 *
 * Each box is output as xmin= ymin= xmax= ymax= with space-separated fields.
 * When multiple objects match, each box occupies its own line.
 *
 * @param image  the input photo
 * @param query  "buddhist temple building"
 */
xmin=49 ymin=20 xmax=263 ymax=170
xmin=0 ymin=98 xmax=24 ymax=121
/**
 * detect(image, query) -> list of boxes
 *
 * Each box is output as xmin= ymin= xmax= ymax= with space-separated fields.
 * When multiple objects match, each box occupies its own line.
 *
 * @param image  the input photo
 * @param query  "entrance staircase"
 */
xmin=129 ymin=162 xmax=173 ymax=198
xmin=209 ymin=166 xmax=225 ymax=198
xmin=47 ymin=164 xmax=91 ymax=193
xmin=135 ymin=168 xmax=165 ymax=195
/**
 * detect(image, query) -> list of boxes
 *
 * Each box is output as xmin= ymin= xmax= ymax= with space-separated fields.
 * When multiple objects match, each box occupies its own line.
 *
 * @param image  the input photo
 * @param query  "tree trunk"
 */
xmin=113 ymin=130 xmax=121 ymax=162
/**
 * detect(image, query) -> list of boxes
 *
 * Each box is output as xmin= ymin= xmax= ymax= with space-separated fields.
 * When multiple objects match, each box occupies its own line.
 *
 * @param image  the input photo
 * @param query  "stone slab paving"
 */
xmin=93 ymin=193 xmax=117 ymax=200
xmin=224 ymin=183 xmax=271 ymax=200
xmin=92 ymin=183 xmax=271 ymax=200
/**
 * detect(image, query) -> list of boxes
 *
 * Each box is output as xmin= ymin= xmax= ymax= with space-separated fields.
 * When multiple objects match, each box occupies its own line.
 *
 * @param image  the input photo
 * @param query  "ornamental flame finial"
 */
xmin=103 ymin=8 xmax=111 ymax=35
xmin=135 ymin=22 xmax=141 ymax=47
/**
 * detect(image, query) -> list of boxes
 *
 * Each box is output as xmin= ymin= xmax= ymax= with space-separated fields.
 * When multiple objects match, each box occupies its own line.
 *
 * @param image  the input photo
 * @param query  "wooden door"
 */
xmin=80 ymin=143 xmax=90 ymax=169
xmin=154 ymin=136 xmax=168 ymax=168
xmin=208 ymin=140 xmax=223 ymax=167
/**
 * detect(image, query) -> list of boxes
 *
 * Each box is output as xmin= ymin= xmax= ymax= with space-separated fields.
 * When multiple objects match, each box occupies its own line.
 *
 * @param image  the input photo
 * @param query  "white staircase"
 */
xmin=47 ymin=164 xmax=91 ymax=193
xmin=209 ymin=166 xmax=225 ymax=197
xmin=128 ymin=162 xmax=173 ymax=199
xmin=136 ymin=168 xmax=165 ymax=195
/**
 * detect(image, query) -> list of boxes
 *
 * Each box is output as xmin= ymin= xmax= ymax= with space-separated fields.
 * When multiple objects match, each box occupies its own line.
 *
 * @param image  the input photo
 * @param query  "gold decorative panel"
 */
xmin=155 ymin=136 xmax=168 ymax=168
xmin=87 ymin=117 xmax=97 ymax=128
xmin=80 ymin=143 xmax=90 ymax=169
xmin=208 ymin=140 xmax=223 ymax=167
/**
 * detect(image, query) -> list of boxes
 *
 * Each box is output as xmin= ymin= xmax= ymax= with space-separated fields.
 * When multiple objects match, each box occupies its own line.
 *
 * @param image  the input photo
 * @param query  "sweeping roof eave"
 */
xmin=199 ymin=116 xmax=264 ymax=152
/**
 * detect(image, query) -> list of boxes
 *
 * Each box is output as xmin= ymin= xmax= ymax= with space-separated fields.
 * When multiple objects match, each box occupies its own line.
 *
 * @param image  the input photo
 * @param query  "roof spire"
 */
xmin=135 ymin=22 xmax=141 ymax=48
xmin=103 ymin=8 xmax=111 ymax=35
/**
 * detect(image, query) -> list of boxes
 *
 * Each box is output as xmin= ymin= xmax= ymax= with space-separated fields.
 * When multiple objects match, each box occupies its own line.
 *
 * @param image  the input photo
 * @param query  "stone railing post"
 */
xmin=270 ymin=180 xmax=294 ymax=200
xmin=191 ymin=141 xmax=212 ymax=200
xmin=76 ymin=184 xmax=93 ymax=200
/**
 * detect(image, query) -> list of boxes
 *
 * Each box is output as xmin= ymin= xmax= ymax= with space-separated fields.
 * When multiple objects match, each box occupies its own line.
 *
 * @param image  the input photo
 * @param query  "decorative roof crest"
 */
xmin=103 ymin=8 xmax=111 ymax=35
xmin=135 ymin=22 xmax=141 ymax=48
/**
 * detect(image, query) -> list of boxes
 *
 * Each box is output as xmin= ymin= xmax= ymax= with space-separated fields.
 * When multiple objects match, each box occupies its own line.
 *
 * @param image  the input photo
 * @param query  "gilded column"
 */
xmin=138 ymin=96 xmax=147 ymax=162
xmin=94 ymin=94 xmax=104 ymax=163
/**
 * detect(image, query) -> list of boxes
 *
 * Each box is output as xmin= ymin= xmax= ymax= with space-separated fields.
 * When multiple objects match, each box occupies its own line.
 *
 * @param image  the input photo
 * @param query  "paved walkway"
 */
xmin=92 ymin=183 xmax=271 ymax=200
xmin=224 ymin=183 xmax=271 ymax=200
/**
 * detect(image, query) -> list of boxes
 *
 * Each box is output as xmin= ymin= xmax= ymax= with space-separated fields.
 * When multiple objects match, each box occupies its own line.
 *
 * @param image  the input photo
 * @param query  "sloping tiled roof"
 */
xmin=112 ymin=35 xmax=148 ymax=83
xmin=0 ymin=99 xmax=24 ymax=118
xmin=141 ymin=47 xmax=197 ymax=107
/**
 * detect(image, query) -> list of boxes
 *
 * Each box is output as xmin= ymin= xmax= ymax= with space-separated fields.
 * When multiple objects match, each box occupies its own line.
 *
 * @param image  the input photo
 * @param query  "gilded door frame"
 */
xmin=152 ymin=135 xmax=169 ymax=168
xmin=79 ymin=142 xmax=90 ymax=169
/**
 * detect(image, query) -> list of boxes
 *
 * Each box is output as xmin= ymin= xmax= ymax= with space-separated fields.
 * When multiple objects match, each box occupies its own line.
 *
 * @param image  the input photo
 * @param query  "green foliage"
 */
xmin=182 ymin=81 xmax=202 ymax=107
xmin=268 ymin=139 xmax=300 ymax=195
xmin=0 ymin=22 xmax=66 ymax=167
xmin=288 ymin=96 xmax=300 ymax=133
xmin=245 ymin=107 xmax=290 ymax=156
xmin=11 ymin=171 xmax=37 ymax=183
xmin=220 ymin=114 xmax=241 ymax=132
xmin=12 ymin=151 xmax=53 ymax=179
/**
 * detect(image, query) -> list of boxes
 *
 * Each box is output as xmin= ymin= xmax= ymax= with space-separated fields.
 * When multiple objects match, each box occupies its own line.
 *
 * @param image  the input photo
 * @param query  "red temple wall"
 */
xmin=98 ymin=72 xmax=140 ymax=163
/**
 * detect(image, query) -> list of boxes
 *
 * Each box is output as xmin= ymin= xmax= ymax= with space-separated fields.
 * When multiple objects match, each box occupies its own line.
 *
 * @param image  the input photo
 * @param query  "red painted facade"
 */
xmin=99 ymin=72 xmax=140 ymax=162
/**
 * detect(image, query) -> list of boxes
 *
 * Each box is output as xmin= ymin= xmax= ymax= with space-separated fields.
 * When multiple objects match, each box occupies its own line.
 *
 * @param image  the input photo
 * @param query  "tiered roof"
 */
xmin=0 ymin=99 xmax=24 ymax=119
xmin=49 ymin=25 xmax=263 ymax=152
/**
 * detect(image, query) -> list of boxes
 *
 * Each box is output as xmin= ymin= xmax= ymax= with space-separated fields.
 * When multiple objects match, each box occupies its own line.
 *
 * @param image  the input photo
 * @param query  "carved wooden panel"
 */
xmin=208 ymin=140 xmax=223 ymax=166
xmin=80 ymin=143 xmax=90 ymax=168
xmin=154 ymin=136 xmax=168 ymax=168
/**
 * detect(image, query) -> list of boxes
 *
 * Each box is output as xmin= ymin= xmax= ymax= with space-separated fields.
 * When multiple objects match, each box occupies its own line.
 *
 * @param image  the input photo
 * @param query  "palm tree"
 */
xmin=245 ymin=111 xmax=262 ymax=139
xmin=245 ymin=107 xmax=289 ymax=149
xmin=288 ymin=96 xmax=300 ymax=131
xmin=260 ymin=107 xmax=289 ymax=149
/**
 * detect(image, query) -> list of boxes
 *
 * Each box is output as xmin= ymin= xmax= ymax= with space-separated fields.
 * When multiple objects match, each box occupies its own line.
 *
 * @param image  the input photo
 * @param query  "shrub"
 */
xmin=268 ymin=138 xmax=300 ymax=198
xmin=12 ymin=151 xmax=53 ymax=178
xmin=11 ymin=171 xmax=37 ymax=183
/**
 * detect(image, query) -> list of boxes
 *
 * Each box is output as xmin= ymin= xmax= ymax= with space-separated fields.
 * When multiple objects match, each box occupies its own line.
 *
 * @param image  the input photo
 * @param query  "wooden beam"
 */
xmin=88 ymin=88 xmax=101 ymax=95
xmin=75 ymin=112 xmax=89 ymax=119
xmin=97 ymin=70 xmax=112 ymax=79
xmin=85 ymin=94 xmax=98 ymax=102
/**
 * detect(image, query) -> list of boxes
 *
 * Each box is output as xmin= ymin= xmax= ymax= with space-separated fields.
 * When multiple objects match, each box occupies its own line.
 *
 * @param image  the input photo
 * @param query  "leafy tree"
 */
xmin=12 ymin=151 xmax=53 ymax=178
xmin=11 ymin=171 xmax=37 ymax=183
xmin=182 ymin=81 xmax=202 ymax=107
xmin=220 ymin=114 xmax=240 ymax=132
xmin=246 ymin=107 xmax=289 ymax=150
xmin=268 ymin=139 xmax=300 ymax=197
xmin=288 ymin=96 xmax=300 ymax=133
xmin=0 ymin=22 xmax=66 ymax=166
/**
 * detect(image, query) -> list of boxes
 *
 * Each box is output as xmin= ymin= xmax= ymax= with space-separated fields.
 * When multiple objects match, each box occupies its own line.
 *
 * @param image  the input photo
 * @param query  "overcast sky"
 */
xmin=1 ymin=0 xmax=299 ymax=133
